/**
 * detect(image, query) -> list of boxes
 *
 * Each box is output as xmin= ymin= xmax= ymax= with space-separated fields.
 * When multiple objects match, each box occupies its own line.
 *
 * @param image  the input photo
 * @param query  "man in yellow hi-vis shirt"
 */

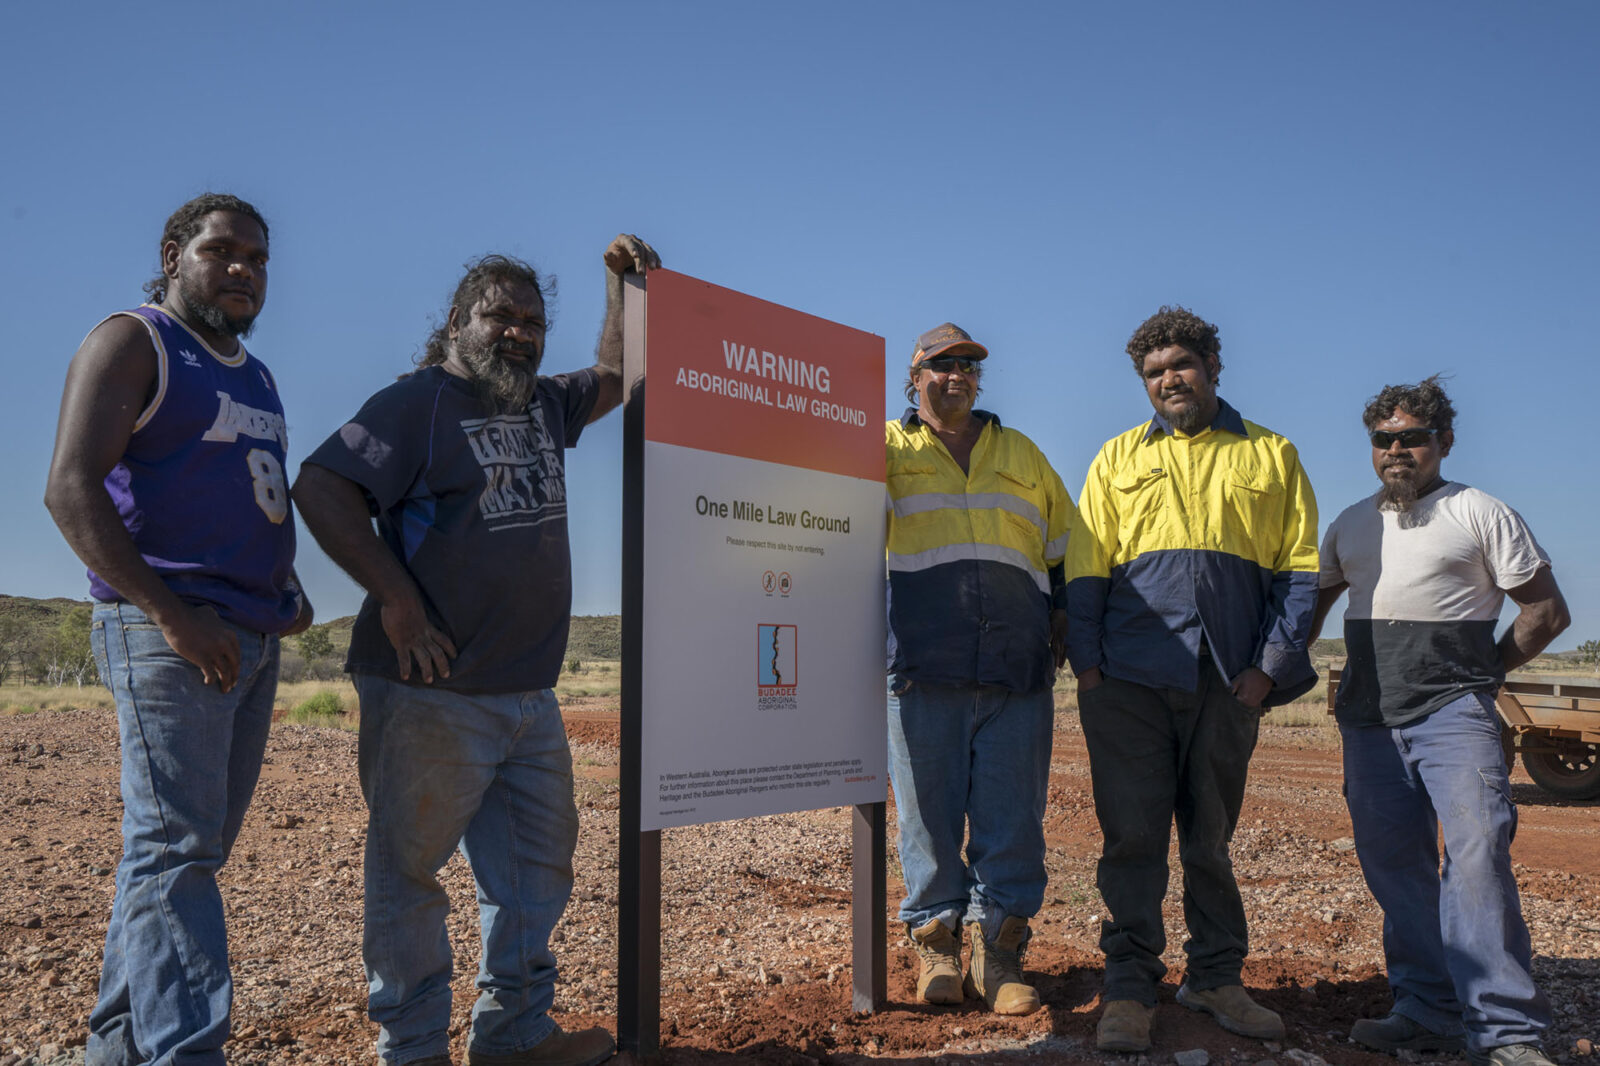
xmin=886 ymin=323 xmax=1075 ymax=1016
xmin=1065 ymin=306 xmax=1318 ymax=1053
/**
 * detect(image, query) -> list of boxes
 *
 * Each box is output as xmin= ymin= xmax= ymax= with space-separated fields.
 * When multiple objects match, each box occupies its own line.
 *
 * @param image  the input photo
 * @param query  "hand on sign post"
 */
xmin=603 ymin=233 xmax=661 ymax=276
xmin=593 ymin=234 xmax=661 ymax=422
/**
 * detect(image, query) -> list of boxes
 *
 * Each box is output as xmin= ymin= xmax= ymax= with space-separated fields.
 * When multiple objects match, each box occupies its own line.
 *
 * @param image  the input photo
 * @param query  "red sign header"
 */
xmin=643 ymin=270 xmax=885 ymax=483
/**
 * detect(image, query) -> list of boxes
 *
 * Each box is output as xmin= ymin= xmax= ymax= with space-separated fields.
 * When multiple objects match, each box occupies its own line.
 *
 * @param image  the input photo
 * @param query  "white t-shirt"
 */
xmin=1319 ymin=481 xmax=1548 ymax=727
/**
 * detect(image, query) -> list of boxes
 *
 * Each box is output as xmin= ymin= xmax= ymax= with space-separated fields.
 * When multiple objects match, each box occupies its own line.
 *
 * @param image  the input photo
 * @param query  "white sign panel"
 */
xmin=635 ymin=270 xmax=886 ymax=830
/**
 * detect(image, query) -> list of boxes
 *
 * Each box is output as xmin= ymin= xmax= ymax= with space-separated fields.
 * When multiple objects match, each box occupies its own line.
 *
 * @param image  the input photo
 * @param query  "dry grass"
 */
xmin=276 ymin=678 xmax=357 ymax=705
xmin=1053 ymin=665 xmax=1340 ymax=732
xmin=0 ymin=661 xmax=623 ymax=726
xmin=556 ymin=659 xmax=620 ymax=698
xmin=0 ymin=681 xmax=115 ymax=715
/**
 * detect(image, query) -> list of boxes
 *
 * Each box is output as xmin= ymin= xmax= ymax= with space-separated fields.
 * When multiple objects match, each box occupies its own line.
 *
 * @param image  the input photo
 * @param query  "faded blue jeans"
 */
xmin=1341 ymin=691 xmax=1550 ymax=1053
xmin=86 ymin=601 xmax=280 ymax=1066
xmin=886 ymin=675 xmax=1054 ymax=944
xmin=355 ymin=674 xmax=579 ymax=1065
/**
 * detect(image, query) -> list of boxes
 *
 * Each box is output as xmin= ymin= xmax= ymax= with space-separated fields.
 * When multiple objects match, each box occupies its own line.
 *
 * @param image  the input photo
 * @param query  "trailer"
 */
xmin=1326 ymin=668 xmax=1600 ymax=800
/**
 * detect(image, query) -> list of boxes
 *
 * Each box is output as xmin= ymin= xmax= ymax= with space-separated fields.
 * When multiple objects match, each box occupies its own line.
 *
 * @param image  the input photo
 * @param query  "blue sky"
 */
xmin=3 ymin=2 xmax=1596 ymax=648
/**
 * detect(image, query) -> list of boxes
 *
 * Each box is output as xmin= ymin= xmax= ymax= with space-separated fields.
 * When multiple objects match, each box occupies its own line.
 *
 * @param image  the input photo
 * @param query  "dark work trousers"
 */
xmin=1078 ymin=668 xmax=1262 ymax=1005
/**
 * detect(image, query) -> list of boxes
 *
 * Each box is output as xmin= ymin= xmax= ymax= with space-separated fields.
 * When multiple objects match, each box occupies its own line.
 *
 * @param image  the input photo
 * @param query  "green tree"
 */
xmin=1578 ymin=639 xmax=1600 ymax=677
xmin=0 ymin=615 xmax=27 ymax=685
xmin=298 ymin=625 xmax=336 ymax=661
xmin=43 ymin=605 xmax=95 ymax=687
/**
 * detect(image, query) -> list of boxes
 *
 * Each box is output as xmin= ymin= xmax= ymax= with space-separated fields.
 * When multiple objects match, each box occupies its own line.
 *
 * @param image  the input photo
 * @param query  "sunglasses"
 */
xmin=919 ymin=355 xmax=981 ymax=375
xmin=1370 ymin=427 xmax=1439 ymax=449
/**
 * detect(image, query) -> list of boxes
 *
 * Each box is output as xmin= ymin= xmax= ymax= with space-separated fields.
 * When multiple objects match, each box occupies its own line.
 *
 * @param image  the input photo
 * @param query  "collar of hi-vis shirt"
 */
xmin=1141 ymin=397 xmax=1248 ymax=441
xmin=900 ymin=406 xmax=1002 ymax=431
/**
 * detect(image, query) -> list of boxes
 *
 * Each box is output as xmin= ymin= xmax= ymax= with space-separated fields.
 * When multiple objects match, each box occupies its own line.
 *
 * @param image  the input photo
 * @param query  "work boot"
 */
xmin=465 ymin=1025 xmax=616 ymax=1066
xmin=1468 ymin=1045 xmax=1557 ymax=1066
xmin=1175 ymin=982 xmax=1285 ymax=1041
xmin=907 ymin=917 xmax=963 ymax=1005
xmin=1350 ymin=1012 xmax=1465 ymax=1053
xmin=962 ymin=916 xmax=1040 ymax=1015
xmin=1096 ymin=999 xmax=1153 ymax=1052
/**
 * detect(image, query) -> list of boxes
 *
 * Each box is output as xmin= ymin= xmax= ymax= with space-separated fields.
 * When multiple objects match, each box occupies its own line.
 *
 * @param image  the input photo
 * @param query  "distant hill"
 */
xmin=568 ymin=615 xmax=620 ymax=661
xmin=1 ymin=595 xmax=623 ymax=682
xmin=0 ymin=593 xmax=92 ymax=630
xmin=1 ymin=594 xmax=97 ymax=684
xmin=301 ymin=612 xmax=621 ymax=662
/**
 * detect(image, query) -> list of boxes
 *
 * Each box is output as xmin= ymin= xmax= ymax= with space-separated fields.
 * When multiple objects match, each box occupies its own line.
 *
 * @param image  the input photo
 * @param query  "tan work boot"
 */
xmin=907 ymin=917 xmax=964 ymax=1004
xmin=1096 ymin=999 xmax=1153 ymax=1052
xmin=962 ymin=916 xmax=1040 ymax=1015
xmin=465 ymin=1025 xmax=617 ymax=1066
xmin=1176 ymin=982 xmax=1285 ymax=1041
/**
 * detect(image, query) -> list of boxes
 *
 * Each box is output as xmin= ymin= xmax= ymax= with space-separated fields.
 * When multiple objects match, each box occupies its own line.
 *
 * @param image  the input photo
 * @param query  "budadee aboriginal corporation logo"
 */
xmin=757 ymin=624 xmax=798 ymax=710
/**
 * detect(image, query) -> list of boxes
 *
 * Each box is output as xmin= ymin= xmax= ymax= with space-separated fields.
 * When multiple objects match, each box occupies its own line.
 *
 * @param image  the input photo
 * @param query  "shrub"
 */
xmin=288 ymin=690 xmax=345 ymax=727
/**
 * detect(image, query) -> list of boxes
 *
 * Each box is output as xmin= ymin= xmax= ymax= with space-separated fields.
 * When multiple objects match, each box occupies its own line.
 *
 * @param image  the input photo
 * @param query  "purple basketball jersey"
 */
xmin=87 ymin=305 xmax=299 ymax=633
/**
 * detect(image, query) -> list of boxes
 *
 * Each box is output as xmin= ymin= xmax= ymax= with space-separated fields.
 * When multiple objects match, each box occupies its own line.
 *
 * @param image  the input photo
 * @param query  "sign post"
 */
xmin=618 ymin=271 xmax=886 ymax=1057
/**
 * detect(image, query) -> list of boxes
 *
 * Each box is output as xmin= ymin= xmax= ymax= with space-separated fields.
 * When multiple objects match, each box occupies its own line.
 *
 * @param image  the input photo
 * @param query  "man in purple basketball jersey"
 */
xmin=46 ymin=193 xmax=312 ymax=1066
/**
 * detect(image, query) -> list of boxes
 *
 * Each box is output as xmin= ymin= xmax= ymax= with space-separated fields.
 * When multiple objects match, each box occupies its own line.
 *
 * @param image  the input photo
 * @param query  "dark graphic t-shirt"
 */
xmin=303 ymin=364 xmax=599 ymax=692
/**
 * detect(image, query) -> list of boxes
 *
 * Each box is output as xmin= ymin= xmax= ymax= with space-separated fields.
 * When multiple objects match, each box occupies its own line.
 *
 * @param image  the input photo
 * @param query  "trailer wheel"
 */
xmin=1522 ymin=741 xmax=1600 ymax=800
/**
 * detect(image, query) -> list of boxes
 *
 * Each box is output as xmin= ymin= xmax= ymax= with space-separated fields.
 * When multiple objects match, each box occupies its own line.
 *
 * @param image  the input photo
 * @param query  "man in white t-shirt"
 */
xmin=1312 ymin=376 xmax=1569 ymax=1066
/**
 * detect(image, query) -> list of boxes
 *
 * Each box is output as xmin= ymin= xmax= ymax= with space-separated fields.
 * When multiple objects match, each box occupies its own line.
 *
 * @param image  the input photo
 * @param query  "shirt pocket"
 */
xmin=887 ymin=463 xmax=943 ymax=504
xmin=1111 ymin=466 xmax=1169 ymax=548
xmin=1226 ymin=463 xmax=1284 ymax=547
xmin=995 ymin=468 xmax=1047 ymax=545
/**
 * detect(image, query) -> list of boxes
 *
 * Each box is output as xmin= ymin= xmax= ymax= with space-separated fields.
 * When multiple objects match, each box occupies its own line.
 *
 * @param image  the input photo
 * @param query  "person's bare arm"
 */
xmin=290 ymin=464 xmax=456 ymax=683
xmin=1309 ymin=582 xmax=1348 ymax=643
xmin=1497 ymin=567 xmax=1570 ymax=673
xmin=588 ymin=233 xmax=661 ymax=422
xmin=45 ymin=317 xmax=243 ymax=690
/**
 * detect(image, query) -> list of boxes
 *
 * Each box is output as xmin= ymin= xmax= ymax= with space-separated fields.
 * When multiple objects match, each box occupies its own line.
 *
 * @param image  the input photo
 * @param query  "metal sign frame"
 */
xmin=616 ymin=273 xmax=885 ymax=1060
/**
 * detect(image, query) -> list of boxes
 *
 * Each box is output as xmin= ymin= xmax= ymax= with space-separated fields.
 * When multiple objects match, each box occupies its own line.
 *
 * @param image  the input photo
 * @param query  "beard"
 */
xmin=457 ymin=335 xmax=538 ymax=413
xmin=177 ymin=278 xmax=257 ymax=339
xmin=1377 ymin=462 xmax=1433 ymax=526
xmin=1162 ymin=392 xmax=1209 ymax=435
xmin=1377 ymin=475 xmax=1420 ymax=512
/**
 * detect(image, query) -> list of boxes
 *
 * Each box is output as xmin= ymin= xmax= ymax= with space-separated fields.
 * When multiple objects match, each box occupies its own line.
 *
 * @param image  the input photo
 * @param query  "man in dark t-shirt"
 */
xmin=294 ymin=238 xmax=659 ymax=1066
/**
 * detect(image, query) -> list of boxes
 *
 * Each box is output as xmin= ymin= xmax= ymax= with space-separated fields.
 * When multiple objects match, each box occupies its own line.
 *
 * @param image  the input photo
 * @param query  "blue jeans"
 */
xmin=355 ymin=674 xmax=579 ymax=1065
xmin=85 ymin=601 xmax=279 ymax=1066
xmin=886 ymin=676 xmax=1054 ymax=943
xmin=1341 ymin=692 xmax=1549 ymax=1052
xmin=1078 ymin=670 xmax=1261 ymax=1004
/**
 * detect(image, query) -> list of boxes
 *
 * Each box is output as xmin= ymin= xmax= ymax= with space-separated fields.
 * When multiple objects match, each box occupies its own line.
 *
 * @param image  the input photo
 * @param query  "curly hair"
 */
xmin=1125 ymin=305 xmax=1223 ymax=379
xmin=143 ymin=193 xmax=269 ymax=303
xmin=1362 ymin=374 xmax=1455 ymax=434
xmin=417 ymin=254 xmax=558 ymax=369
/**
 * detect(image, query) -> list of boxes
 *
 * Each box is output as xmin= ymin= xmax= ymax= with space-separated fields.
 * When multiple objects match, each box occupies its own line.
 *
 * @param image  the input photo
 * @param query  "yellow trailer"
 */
xmin=1327 ymin=669 xmax=1600 ymax=800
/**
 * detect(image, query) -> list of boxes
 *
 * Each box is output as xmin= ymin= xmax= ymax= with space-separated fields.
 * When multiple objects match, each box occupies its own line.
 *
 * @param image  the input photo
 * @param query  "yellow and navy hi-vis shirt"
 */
xmin=886 ymin=408 xmax=1076 ymax=694
xmin=1064 ymin=399 xmax=1319 ymax=706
